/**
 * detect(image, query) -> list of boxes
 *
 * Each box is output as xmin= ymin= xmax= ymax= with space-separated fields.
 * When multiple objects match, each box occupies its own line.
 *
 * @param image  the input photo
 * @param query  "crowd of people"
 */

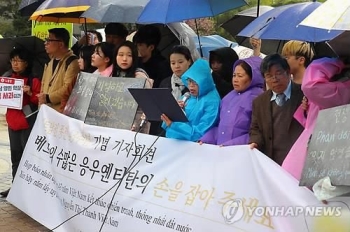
xmin=1 ymin=22 xmax=349 ymax=199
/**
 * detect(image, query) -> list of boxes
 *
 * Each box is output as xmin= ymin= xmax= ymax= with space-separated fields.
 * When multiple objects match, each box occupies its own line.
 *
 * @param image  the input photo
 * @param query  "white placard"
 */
xmin=0 ymin=77 xmax=24 ymax=109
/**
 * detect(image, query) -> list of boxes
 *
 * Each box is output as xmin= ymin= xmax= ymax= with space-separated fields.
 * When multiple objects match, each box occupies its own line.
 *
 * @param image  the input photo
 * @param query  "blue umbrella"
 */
xmin=193 ymin=35 xmax=237 ymax=59
xmin=80 ymin=0 xmax=150 ymax=23
xmin=137 ymin=0 xmax=247 ymax=24
xmin=238 ymin=2 xmax=343 ymax=42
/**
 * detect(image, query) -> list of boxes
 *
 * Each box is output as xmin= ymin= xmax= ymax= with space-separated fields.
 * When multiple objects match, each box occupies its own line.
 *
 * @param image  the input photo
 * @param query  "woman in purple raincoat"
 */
xmin=200 ymin=56 xmax=264 ymax=146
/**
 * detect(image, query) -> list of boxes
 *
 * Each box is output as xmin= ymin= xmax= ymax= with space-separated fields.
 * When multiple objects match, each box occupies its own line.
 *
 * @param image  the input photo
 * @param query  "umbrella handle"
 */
xmin=194 ymin=19 xmax=204 ymax=58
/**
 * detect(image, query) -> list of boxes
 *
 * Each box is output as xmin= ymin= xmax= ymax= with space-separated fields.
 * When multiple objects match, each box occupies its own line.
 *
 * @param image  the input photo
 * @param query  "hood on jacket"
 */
xmin=209 ymin=47 xmax=239 ymax=82
xmin=233 ymin=56 xmax=264 ymax=91
xmin=181 ymin=59 xmax=215 ymax=97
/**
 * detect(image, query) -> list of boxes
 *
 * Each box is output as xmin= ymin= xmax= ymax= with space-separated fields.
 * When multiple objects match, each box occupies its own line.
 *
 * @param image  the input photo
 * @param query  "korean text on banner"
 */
xmin=7 ymin=105 xmax=350 ymax=232
xmin=0 ymin=77 xmax=23 ymax=109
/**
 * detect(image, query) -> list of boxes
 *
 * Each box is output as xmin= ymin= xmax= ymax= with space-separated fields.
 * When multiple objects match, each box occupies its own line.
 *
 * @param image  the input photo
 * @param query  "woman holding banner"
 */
xmin=0 ymin=48 xmax=41 ymax=198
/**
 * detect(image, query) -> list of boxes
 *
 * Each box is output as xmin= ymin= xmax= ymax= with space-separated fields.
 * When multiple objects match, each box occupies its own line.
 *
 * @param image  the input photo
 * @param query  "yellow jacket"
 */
xmin=41 ymin=50 xmax=80 ymax=112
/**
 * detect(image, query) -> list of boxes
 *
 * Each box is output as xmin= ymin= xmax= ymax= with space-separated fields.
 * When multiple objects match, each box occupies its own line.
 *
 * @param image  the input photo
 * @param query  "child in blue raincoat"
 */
xmin=160 ymin=59 xmax=220 ymax=142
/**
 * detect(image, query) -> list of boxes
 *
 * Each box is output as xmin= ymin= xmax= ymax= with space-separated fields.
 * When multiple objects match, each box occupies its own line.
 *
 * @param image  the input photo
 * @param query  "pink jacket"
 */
xmin=282 ymin=58 xmax=350 ymax=180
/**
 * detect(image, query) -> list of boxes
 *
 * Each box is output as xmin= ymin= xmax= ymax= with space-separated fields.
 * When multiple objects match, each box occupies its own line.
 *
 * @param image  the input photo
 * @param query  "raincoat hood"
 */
xmin=182 ymin=59 xmax=215 ymax=97
xmin=209 ymin=47 xmax=239 ymax=82
xmin=233 ymin=56 xmax=264 ymax=92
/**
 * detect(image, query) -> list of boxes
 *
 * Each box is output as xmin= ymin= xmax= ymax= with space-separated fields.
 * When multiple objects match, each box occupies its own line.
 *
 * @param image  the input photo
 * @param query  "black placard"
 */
xmin=300 ymin=104 xmax=350 ymax=186
xmin=63 ymin=72 xmax=98 ymax=120
xmin=84 ymin=77 xmax=145 ymax=129
xmin=64 ymin=73 xmax=145 ymax=130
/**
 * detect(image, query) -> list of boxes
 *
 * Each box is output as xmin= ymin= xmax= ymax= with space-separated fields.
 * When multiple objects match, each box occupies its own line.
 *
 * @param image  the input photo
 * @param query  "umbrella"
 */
xmin=137 ymin=0 xmax=247 ymax=24
xmin=192 ymin=35 xmax=237 ymax=59
xmin=238 ymin=2 xmax=343 ymax=42
xmin=313 ymin=31 xmax=350 ymax=58
xmin=299 ymin=0 xmax=350 ymax=30
xmin=18 ymin=0 xmax=45 ymax=16
xmin=128 ymin=23 xmax=200 ymax=61
xmin=221 ymin=5 xmax=279 ymax=54
xmin=80 ymin=0 xmax=150 ymax=23
xmin=221 ymin=5 xmax=281 ymax=54
xmin=137 ymin=0 xmax=247 ymax=57
xmin=0 ymin=36 xmax=50 ymax=77
xmin=221 ymin=5 xmax=274 ymax=39
xmin=30 ymin=0 xmax=97 ymax=23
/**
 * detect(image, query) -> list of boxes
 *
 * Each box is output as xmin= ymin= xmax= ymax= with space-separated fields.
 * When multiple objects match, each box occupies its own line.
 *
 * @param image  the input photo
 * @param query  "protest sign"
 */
xmin=63 ymin=72 xmax=98 ymax=121
xmin=0 ymin=77 xmax=23 ymax=109
xmin=64 ymin=73 xmax=145 ymax=130
xmin=8 ymin=106 xmax=350 ymax=232
xmin=32 ymin=21 xmax=74 ymax=47
xmin=85 ymin=77 xmax=145 ymax=129
xmin=301 ymin=104 xmax=350 ymax=186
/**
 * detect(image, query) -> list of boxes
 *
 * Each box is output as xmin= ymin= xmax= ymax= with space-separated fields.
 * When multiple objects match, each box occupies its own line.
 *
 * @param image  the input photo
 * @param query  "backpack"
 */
xmin=65 ymin=55 xmax=78 ymax=71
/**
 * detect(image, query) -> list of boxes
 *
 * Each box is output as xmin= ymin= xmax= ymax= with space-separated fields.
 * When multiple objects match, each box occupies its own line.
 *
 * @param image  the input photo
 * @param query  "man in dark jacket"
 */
xmin=133 ymin=25 xmax=172 ymax=135
xmin=133 ymin=25 xmax=172 ymax=88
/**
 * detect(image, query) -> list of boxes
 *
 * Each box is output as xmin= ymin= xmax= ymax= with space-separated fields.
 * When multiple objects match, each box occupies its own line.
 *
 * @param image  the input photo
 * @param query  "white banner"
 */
xmin=7 ymin=106 xmax=350 ymax=232
xmin=0 ymin=77 xmax=23 ymax=109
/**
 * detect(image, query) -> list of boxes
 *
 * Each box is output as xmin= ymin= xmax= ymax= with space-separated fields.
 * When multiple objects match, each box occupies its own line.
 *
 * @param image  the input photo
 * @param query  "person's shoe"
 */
xmin=0 ymin=189 xmax=10 ymax=197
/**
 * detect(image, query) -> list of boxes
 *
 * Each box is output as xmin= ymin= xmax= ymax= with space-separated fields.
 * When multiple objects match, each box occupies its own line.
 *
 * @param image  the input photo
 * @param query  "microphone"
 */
xmin=180 ymin=92 xmax=191 ymax=115
xmin=139 ymin=114 xmax=147 ymax=128
xmin=181 ymin=92 xmax=191 ymax=105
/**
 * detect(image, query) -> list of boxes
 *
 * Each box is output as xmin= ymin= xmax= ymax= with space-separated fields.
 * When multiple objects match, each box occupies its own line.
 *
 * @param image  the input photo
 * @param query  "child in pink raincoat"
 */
xmin=282 ymin=57 xmax=350 ymax=180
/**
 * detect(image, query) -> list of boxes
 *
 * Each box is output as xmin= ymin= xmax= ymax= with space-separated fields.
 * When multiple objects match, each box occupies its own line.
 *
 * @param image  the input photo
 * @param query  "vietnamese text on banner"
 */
xmin=7 ymin=105 xmax=350 ymax=232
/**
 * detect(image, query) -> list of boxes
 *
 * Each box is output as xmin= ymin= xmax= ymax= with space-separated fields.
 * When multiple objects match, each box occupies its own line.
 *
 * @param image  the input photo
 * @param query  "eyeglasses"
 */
xmin=265 ymin=71 xmax=287 ymax=82
xmin=45 ymin=38 xmax=61 ymax=43
xmin=10 ymin=59 xmax=25 ymax=64
xmin=187 ymin=79 xmax=197 ymax=85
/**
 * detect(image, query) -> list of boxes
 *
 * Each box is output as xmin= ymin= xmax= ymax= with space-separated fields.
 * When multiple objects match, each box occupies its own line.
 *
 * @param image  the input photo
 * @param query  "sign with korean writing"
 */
xmin=31 ymin=21 xmax=73 ymax=47
xmin=63 ymin=72 xmax=98 ymax=121
xmin=7 ymin=106 xmax=350 ymax=232
xmin=84 ymin=77 xmax=145 ymax=129
xmin=0 ymin=77 xmax=23 ymax=109
xmin=63 ymin=73 xmax=145 ymax=130
xmin=301 ymin=104 xmax=350 ymax=186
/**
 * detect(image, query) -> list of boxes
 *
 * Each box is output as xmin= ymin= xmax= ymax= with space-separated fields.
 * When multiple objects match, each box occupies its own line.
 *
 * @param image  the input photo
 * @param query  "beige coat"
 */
xmin=41 ymin=50 xmax=80 ymax=112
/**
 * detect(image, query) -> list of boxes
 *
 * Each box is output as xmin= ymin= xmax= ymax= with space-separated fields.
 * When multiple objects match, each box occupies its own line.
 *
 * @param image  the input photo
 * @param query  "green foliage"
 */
xmin=0 ymin=0 xmax=32 ymax=37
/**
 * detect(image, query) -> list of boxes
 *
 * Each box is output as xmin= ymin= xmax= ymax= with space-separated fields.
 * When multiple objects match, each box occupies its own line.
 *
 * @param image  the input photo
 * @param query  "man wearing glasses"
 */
xmin=249 ymin=54 xmax=304 ymax=165
xmin=38 ymin=28 xmax=80 ymax=112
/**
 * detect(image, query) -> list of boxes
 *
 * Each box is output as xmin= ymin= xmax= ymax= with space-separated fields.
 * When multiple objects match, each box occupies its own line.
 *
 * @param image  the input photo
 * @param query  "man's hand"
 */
xmin=37 ymin=93 xmax=47 ymax=105
xmin=249 ymin=143 xmax=258 ymax=149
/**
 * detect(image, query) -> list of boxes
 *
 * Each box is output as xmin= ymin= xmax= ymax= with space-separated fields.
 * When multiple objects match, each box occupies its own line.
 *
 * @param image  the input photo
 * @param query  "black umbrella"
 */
xmin=221 ymin=5 xmax=282 ymax=54
xmin=221 ymin=6 xmax=273 ymax=39
xmin=18 ymin=0 xmax=45 ymax=17
xmin=0 ymin=36 xmax=50 ymax=77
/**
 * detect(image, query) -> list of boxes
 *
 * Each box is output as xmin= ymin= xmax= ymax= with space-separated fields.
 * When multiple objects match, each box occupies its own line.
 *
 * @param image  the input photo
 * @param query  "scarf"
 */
xmin=171 ymin=73 xmax=185 ymax=100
